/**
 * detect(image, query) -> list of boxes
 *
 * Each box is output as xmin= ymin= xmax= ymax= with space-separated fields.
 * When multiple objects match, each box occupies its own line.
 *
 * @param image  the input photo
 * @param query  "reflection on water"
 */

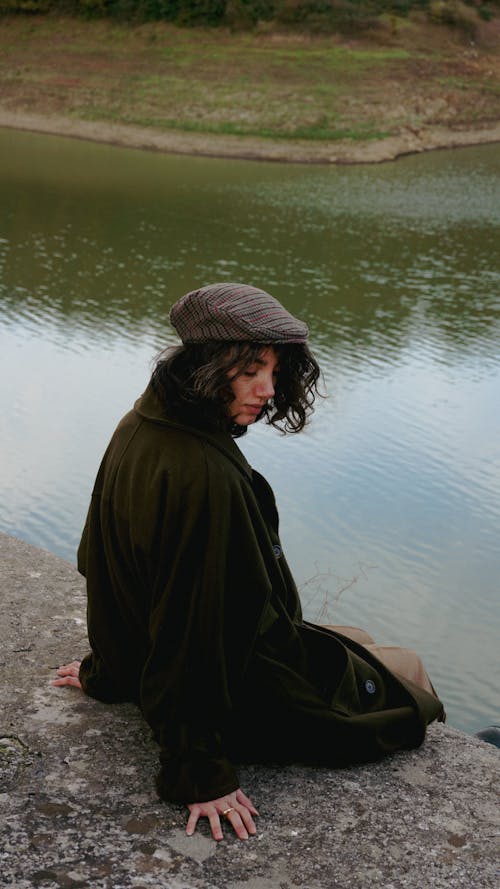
xmin=1 ymin=129 xmax=499 ymax=735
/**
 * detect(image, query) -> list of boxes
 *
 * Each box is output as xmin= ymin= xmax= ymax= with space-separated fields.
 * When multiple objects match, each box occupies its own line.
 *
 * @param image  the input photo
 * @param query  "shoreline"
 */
xmin=2 ymin=109 xmax=500 ymax=164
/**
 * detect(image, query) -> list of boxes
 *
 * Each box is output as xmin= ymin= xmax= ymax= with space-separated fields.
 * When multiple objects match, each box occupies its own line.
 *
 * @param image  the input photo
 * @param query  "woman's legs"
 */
xmin=322 ymin=624 xmax=375 ymax=646
xmin=363 ymin=644 xmax=436 ymax=696
xmin=322 ymin=625 xmax=437 ymax=697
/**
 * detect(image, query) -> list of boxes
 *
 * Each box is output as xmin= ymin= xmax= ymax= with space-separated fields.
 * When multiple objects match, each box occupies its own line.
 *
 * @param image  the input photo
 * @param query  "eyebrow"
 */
xmin=247 ymin=358 xmax=281 ymax=374
xmin=252 ymin=357 xmax=281 ymax=370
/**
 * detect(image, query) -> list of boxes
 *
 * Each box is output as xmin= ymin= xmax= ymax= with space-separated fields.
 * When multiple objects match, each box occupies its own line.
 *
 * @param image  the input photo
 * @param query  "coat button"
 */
xmin=365 ymin=679 xmax=376 ymax=694
xmin=273 ymin=544 xmax=282 ymax=558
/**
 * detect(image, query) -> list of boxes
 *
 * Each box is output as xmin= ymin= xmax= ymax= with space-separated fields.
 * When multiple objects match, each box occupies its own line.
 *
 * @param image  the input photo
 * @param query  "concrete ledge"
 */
xmin=1 ymin=531 xmax=498 ymax=889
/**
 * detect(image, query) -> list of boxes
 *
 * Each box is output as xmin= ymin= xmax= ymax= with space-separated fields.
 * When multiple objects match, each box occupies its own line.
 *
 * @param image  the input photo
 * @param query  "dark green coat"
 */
xmin=78 ymin=385 xmax=444 ymax=804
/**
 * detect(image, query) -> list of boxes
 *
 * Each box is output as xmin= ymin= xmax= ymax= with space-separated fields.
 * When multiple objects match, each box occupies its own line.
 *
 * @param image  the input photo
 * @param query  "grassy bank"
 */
xmin=0 ymin=12 xmax=499 ymax=156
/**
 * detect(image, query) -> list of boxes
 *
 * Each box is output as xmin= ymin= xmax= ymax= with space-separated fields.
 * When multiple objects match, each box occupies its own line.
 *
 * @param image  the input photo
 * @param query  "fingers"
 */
xmin=225 ymin=805 xmax=257 ymax=839
xmin=187 ymin=805 xmax=225 ymax=842
xmin=187 ymin=805 xmax=224 ymax=842
xmin=56 ymin=661 xmax=81 ymax=675
xmin=52 ymin=675 xmax=82 ymax=689
xmin=185 ymin=809 xmax=200 ymax=838
xmin=186 ymin=794 xmax=258 ymax=842
xmin=51 ymin=661 xmax=82 ymax=689
xmin=235 ymin=788 xmax=259 ymax=816
xmin=208 ymin=810 xmax=224 ymax=842
xmin=203 ymin=805 xmax=253 ymax=842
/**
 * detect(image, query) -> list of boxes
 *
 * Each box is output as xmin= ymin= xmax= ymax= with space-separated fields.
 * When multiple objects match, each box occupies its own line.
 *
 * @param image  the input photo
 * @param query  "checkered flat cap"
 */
xmin=169 ymin=283 xmax=308 ymax=344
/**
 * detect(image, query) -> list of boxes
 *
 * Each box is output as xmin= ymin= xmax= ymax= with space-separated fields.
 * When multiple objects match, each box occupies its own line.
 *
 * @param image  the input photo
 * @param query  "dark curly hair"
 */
xmin=150 ymin=341 xmax=321 ymax=438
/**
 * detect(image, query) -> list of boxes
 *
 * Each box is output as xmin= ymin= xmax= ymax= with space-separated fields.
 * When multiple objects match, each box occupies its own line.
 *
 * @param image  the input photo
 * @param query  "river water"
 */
xmin=1 ymin=128 xmax=499 ymax=735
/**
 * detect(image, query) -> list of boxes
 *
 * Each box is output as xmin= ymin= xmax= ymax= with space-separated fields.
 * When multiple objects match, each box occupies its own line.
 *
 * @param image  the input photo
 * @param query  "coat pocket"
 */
xmin=297 ymin=622 xmax=388 ymax=717
xmin=334 ymin=648 xmax=388 ymax=715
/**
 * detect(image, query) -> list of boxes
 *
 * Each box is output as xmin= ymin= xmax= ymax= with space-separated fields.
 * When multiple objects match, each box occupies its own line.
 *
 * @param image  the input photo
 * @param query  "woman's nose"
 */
xmin=256 ymin=373 xmax=275 ymax=400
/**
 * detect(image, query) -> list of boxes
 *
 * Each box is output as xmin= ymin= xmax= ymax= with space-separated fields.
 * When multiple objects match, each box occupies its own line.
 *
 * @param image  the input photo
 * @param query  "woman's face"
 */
xmin=228 ymin=346 xmax=280 ymax=426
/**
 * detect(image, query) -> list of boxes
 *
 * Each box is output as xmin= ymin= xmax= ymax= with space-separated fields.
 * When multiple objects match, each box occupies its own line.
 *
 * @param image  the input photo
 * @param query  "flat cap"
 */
xmin=169 ymin=282 xmax=308 ymax=344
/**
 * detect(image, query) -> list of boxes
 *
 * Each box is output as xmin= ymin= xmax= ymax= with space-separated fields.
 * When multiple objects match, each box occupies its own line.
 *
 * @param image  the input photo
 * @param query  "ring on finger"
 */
xmin=222 ymin=807 xmax=235 ymax=817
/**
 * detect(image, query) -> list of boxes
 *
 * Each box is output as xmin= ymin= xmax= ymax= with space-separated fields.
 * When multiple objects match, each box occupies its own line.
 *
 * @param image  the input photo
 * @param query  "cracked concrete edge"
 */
xmin=1 ymin=530 xmax=499 ymax=889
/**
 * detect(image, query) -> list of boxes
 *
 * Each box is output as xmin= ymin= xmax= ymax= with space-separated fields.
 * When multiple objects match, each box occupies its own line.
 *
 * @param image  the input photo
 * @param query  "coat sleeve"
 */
xmin=116 ymin=441 xmax=272 ymax=804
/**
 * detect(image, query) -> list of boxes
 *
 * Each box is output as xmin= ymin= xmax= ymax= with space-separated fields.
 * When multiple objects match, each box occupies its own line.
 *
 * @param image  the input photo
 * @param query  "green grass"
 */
xmin=83 ymin=109 xmax=389 ymax=141
xmin=0 ymin=14 xmax=499 ymax=144
xmin=438 ymin=75 xmax=500 ymax=94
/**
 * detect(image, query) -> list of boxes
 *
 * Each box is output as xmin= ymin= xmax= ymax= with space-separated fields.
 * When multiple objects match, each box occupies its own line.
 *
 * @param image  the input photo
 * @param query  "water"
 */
xmin=1 ymin=128 xmax=499 ymax=735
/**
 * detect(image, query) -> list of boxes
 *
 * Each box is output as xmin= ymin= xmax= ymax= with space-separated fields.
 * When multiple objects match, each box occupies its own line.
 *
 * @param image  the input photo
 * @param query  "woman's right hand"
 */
xmin=51 ymin=660 xmax=82 ymax=689
xmin=186 ymin=788 xmax=259 ymax=841
xmin=52 ymin=667 xmax=259 ymax=841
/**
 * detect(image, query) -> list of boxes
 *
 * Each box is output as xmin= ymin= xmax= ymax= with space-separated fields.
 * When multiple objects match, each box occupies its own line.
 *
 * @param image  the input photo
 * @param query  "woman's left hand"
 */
xmin=51 ymin=660 xmax=82 ymax=689
xmin=186 ymin=788 xmax=259 ymax=841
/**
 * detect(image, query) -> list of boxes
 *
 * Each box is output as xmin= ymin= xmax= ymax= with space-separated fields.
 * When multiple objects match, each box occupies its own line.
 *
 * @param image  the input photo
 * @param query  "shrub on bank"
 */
xmin=430 ymin=0 xmax=489 ymax=27
xmin=0 ymin=0 xmax=498 ymax=31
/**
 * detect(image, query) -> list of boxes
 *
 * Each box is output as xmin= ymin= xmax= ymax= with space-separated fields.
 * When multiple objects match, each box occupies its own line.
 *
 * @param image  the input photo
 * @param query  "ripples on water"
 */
xmin=0 ymin=131 xmax=499 ymax=734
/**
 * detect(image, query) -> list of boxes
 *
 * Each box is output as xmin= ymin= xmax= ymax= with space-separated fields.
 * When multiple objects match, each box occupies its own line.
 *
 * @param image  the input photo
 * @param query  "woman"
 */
xmin=54 ymin=282 xmax=444 ymax=842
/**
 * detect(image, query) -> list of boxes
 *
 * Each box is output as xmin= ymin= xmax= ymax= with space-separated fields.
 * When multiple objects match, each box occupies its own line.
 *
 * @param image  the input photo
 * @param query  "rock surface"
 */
xmin=1 ymin=531 xmax=499 ymax=888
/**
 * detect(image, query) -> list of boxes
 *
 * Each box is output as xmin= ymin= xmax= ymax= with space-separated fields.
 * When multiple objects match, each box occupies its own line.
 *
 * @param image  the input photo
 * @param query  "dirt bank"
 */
xmin=0 ymin=14 xmax=499 ymax=164
xmin=1 ymin=108 xmax=500 ymax=164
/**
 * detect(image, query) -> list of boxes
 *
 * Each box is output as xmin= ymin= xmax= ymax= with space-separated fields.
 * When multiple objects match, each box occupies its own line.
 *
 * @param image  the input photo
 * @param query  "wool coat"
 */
xmin=78 ymin=384 xmax=444 ymax=804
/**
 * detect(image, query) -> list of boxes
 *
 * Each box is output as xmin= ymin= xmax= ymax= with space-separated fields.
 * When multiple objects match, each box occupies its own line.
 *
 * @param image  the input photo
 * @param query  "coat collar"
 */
xmin=134 ymin=384 xmax=253 ymax=481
